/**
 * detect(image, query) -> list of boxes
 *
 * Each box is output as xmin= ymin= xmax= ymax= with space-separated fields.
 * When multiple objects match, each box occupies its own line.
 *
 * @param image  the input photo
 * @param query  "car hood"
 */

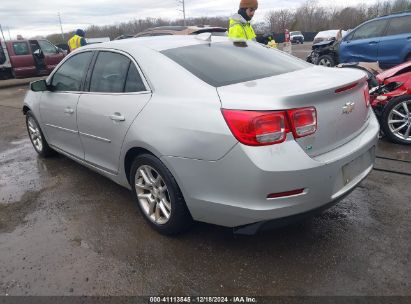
xmin=377 ymin=61 xmax=411 ymax=82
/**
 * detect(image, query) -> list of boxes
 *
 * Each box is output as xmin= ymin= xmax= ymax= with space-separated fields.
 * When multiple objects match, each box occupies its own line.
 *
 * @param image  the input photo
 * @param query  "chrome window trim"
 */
xmin=88 ymin=48 xmax=152 ymax=94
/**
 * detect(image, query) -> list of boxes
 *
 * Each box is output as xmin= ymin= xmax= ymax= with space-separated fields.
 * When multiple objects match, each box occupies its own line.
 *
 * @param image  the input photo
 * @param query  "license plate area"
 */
xmin=342 ymin=147 xmax=375 ymax=186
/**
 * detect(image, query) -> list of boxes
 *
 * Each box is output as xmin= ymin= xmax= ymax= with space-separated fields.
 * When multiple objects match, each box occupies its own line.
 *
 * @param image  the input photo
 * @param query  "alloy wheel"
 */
xmin=134 ymin=165 xmax=171 ymax=225
xmin=318 ymin=58 xmax=332 ymax=67
xmin=388 ymin=99 xmax=411 ymax=142
xmin=27 ymin=116 xmax=43 ymax=152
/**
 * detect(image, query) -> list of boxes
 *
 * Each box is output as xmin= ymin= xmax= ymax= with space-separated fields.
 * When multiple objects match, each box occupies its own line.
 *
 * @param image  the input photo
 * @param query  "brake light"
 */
xmin=221 ymin=107 xmax=317 ymax=146
xmin=288 ymin=107 xmax=317 ymax=138
xmin=221 ymin=110 xmax=289 ymax=146
xmin=363 ymin=84 xmax=370 ymax=108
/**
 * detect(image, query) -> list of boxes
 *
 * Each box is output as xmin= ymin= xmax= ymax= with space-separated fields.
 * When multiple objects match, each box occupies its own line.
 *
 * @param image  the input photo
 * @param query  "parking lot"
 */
xmin=0 ymin=46 xmax=410 ymax=297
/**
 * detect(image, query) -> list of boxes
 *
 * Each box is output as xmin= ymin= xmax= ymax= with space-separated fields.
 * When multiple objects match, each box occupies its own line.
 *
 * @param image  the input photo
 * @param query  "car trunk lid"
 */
xmin=217 ymin=66 xmax=370 ymax=157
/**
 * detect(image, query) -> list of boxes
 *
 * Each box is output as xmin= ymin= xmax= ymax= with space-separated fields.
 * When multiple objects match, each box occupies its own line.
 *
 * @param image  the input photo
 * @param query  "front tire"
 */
xmin=26 ymin=111 xmax=56 ymax=157
xmin=381 ymin=95 xmax=411 ymax=145
xmin=316 ymin=54 xmax=336 ymax=67
xmin=130 ymin=154 xmax=193 ymax=235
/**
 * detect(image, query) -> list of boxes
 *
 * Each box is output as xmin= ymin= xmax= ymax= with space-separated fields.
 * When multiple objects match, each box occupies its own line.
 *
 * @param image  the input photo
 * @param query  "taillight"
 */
xmin=288 ymin=107 xmax=317 ymax=138
xmin=221 ymin=110 xmax=289 ymax=146
xmin=221 ymin=107 xmax=317 ymax=146
xmin=363 ymin=84 xmax=370 ymax=108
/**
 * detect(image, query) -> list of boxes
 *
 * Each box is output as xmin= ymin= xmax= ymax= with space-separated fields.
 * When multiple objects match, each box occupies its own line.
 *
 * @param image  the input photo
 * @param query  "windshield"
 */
xmin=291 ymin=31 xmax=302 ymax=35
xmin=161 ymin=41 xmax=309 ymax=87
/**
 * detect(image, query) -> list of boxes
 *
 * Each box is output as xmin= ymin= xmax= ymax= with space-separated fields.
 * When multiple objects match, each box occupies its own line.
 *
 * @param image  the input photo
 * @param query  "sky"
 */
xmin=0 ymin=0 xmax=379 ymax=39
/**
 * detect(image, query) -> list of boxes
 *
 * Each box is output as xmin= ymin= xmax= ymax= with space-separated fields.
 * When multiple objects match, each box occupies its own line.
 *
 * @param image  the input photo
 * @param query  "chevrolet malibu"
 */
xmin=23 ymin=36 xmax=379 ymax=235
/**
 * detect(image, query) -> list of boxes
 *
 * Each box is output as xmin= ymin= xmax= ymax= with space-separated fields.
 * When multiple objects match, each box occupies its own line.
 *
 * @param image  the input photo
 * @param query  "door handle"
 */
xmin=407 ymin=37 xmax=411 ymax=40
xmin=369 ymin=41 xmax=379 ymax=45
xmin=64 ymin=107 xmax=74 ymax=114
xmin=109 ymin=113 xmax=125 ymax=122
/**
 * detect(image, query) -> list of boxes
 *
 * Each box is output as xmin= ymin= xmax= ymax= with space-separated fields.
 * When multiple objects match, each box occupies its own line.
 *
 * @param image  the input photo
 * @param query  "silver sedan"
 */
xmin=23 ymin=36 xmax=379 ymax=235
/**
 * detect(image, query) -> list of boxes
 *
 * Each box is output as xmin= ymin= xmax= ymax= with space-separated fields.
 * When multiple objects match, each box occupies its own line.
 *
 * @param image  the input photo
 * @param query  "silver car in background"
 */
xmin=24 ymin=36 xmax=379 ymax=235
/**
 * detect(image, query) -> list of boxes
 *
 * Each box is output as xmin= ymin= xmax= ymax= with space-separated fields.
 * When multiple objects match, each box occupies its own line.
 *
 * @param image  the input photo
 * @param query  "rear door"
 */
xmin=38 ymin=40 xmax=65 ymax=73
xmin=378 ymin=15 xmax=411 ymax=66
xmin=7 ymin=41 xmax=36 ymax=77
xmin=40 ymin=51 xmax=93 ymax=158
xmin=77 ymin=51 xmax=151 ymax=174
xmin=340 ymin=19 xmax=389 ymax=63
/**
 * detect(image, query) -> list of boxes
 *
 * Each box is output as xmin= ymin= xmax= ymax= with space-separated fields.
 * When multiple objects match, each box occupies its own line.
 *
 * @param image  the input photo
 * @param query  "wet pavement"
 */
xmin=0 ymin=85 xmax=410 ymax=296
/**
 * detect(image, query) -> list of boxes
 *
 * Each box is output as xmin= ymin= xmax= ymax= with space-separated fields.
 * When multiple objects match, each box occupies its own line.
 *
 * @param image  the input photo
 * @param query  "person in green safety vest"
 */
xmin=228 ymin=0 xmax=258 ymax=41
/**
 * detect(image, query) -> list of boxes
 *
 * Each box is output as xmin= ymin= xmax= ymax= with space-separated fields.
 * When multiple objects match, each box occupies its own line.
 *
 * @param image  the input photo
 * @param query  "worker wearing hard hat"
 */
xmin=68 ymin=29 xmax=87 ymax=52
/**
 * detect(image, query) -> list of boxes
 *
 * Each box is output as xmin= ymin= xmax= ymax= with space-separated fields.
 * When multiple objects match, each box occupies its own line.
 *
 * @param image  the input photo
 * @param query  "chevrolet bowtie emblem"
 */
xmin=342 ymin=102 xmax=355 ymax=114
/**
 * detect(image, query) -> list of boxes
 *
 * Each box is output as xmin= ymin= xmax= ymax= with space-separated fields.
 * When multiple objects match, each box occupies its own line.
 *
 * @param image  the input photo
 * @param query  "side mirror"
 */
xmin=30 ymin=80 xmax=48 ymax=92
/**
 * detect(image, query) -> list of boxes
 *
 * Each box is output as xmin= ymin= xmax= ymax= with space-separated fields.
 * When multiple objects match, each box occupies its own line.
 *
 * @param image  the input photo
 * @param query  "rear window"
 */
xmin=386 ymin=16 xmax=411 ymax=36
xmin=161 ymin=41 xmax=309 ymax=87
xmin=13 ymin=42 xmax=29 ymax=55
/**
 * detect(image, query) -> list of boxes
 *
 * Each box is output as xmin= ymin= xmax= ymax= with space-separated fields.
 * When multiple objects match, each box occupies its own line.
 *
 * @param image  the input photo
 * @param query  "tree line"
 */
xmin=45 ymin=0 xmax=411 ymax=44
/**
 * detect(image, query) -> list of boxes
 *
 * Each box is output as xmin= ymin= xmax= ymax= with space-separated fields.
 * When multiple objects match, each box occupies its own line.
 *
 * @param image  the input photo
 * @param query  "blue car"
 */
xmin=339 ymin=12 xmax=411 ymax=68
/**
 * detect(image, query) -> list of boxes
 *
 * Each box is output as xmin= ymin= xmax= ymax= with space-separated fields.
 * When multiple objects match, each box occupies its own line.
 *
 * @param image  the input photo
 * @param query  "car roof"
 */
xmin=81 ymin=35 xmax=230 ymax=53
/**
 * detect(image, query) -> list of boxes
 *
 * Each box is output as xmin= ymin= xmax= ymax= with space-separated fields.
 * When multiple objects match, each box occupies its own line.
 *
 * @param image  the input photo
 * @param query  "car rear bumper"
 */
xmin=162 ymin=112 xmax=379 ymax=228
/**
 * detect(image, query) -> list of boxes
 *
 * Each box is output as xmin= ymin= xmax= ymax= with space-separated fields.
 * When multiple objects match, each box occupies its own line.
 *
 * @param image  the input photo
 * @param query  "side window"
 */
xmin=51 ymin=52 xmax=93 ymax=92
xmin=125 ymin=63 xmax=146 ymax=92
xmin=386 ymin=16 xmax=411 ymax=36
xmin=352 ymin=20 xmax=388 ymax=40
xmin=38 ymin=40 xmax=58 ymax=54
xmin=90 ymin=52 xmax=130 ymax=93
xmin=12 ymin=42 xmax=30 ymax=55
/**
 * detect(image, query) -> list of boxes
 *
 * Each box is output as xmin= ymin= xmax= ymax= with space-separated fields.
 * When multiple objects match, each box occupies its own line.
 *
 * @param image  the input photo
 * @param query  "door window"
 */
xmin=125 ymin=63 xmax=146 ymax=92
xmin=38 ymin=40 xmax=58 ymax=54
xmin=51 ymin=52 xmax=93 ymax=92
xmin=90 ymin=52 xmax=130 ymax=93
xmin=386 ymin=16 xmax=411 ymax=36
xmin=12 ymin=42 xmax=30 ymax=55
xmin=352 ymin=20 xmax=388 ymax=40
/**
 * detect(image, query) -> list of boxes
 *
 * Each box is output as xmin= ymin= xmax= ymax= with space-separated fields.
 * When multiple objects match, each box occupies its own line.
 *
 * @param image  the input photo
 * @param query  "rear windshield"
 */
xmin=161 ymin=41 xmax=309 ymax=87
xmin=291 ymin=31 xmax=302 ymax=35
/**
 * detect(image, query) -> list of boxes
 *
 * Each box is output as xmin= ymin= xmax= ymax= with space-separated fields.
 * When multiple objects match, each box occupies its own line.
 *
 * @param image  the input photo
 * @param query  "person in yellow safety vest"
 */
xmin=228 ymin=0 xmax=258 ymax=41
xmin=68 ymin=29 xmax=87 ymax=52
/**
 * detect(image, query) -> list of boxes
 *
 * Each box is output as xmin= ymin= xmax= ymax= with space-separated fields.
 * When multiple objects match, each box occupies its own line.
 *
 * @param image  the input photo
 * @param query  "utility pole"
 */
xmin=7 ymin=27 xmax=11 ymax=40
xmin=58 ymin=12 xmax=65 ymax=41
xmin=177 ymin=0 xmax=186 ymax=26
xmin=0 ymin=24 xmax=6 ymax=42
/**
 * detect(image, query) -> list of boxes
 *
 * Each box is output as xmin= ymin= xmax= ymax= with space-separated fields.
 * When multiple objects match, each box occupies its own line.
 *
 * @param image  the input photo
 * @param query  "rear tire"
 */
xmin=26 ymin=111 xmax=56 ymax=157
xmin=316 ymin=55 xmax=336 ymax=67
xmin=381 ymin=95 xmax=411 ymax=145
xmin=130 ymin=154 xmax=193 ymax=235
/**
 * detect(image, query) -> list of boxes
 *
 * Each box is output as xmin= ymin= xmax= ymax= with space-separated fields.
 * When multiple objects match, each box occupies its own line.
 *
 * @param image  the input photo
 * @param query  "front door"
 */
xmin=77 ymin=51 xmax=151 ymax=174
xmin=37 ymin=40 xmax=65 ymax=73
xmin=39 ymin=51 xmax=94 ymax=158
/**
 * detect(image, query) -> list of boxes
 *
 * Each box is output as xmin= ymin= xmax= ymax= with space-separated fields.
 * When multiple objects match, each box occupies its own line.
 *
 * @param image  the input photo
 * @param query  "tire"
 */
xmin=26 ymin=111 xmax=56 ymax=157
xmin=316 ymin=54 xmax=336 ymax=67
xmin=381 ymin=95 xmax=411 ymax=145
xmin=130 ymin=154 xmax=193 ymax=235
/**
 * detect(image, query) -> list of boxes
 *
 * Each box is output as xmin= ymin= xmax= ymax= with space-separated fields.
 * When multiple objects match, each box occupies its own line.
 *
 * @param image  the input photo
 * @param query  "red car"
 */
xmin=370 ymin=61 xmax=411 ymax=145
xmin=3 ymin=39 xmax=65 ymax=78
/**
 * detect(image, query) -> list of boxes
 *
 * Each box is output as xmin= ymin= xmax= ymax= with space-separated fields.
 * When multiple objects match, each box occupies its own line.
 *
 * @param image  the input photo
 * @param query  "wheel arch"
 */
xmin=124 ymin=147 xmax=156 ymax=185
